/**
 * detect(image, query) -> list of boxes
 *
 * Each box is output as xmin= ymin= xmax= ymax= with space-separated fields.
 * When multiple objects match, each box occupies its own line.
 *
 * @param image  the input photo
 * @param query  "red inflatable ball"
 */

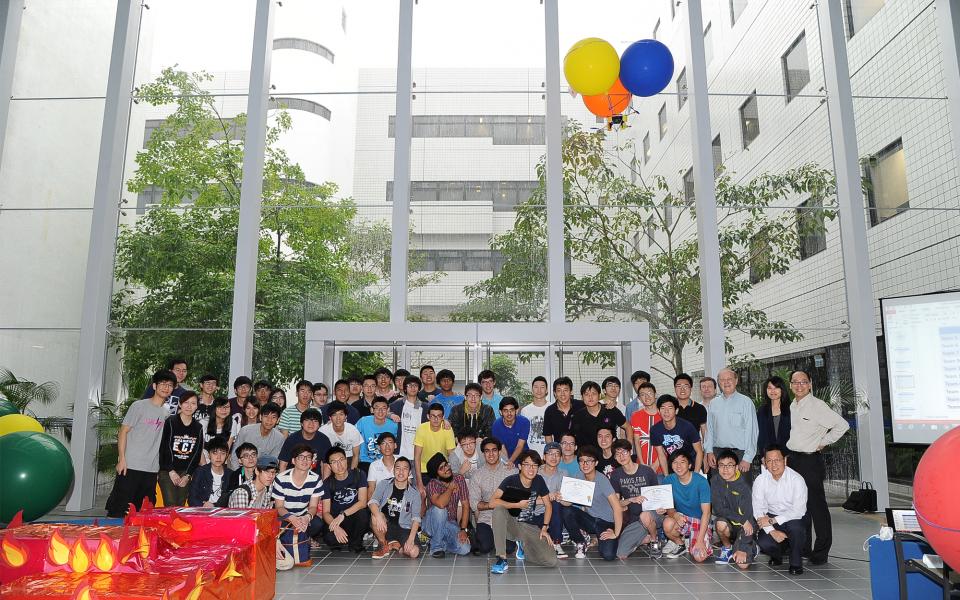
xmin=914 ymin=426 xmax=960 ymax=571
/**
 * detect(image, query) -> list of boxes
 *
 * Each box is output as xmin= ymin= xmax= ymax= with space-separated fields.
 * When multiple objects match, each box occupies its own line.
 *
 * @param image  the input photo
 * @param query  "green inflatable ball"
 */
xmin=0 ymin=398 xmax=18 ymax=418
xmin=0 ymin=430 xmax=74 ymax=522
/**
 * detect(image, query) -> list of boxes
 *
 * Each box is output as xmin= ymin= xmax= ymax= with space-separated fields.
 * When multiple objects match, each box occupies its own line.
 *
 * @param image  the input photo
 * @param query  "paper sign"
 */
xmin=640 ymin=484 xmax=674 ymax=511
xmin=560 ymin=476 xmax=596 ymax=506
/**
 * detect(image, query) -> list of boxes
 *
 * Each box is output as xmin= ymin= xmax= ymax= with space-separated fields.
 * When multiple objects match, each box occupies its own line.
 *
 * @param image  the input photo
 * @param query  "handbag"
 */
xmin=279 ymin=524 xmax=311 ymax=565
xmin=276 ymin=538 xmax=294 ymax=571
xmin=842 ymin=482 xmax=877 ymax=513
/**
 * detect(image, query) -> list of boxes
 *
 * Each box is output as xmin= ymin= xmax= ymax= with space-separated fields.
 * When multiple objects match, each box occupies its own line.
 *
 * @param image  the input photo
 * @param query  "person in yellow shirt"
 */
xmin=414 ymin=403 xmax=457 ymax=498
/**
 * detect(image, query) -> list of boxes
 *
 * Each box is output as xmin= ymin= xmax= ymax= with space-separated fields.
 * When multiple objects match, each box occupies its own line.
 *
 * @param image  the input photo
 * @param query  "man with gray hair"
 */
xmin=704 ymin=369 xmax=759 ymax=477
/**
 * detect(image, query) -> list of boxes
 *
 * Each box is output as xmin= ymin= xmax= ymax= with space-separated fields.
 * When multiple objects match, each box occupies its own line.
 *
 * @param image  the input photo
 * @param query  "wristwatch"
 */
xmin=461 ymin=527 xmax=469 ymax=532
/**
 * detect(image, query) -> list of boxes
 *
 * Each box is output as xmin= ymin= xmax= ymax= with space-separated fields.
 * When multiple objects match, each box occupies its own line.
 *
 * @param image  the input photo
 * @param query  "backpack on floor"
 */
xmin=842 ymin=482 xmax=877 ymax=513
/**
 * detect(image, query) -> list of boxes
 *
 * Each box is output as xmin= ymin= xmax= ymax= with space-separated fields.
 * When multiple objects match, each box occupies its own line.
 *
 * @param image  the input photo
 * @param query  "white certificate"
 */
xmin=560 ymin=476 xmax=596 ymax=506
xmin=640 ymin=484 xmax=674 ymax=511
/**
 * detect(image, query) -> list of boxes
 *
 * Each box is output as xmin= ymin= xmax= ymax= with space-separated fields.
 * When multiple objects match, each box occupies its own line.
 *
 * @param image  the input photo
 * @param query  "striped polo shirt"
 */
xmin=271 ymin=469 xmax=325 ymax=516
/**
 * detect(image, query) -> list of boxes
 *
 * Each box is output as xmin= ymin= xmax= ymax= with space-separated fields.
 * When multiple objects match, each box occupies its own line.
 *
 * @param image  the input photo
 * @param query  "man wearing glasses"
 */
xmin=321 ymin=446 xmax=370 ymax=553
xmin=468 ymin=437 xmax=517 ymax=556
xmin=609 ymin=439 xmax=659 ymax=560
xmin=711 ymin=449 xmax=757 ymax=569
xmin=753 ymin=444 xmax=808 ymax=575
xmin=273 ymin=443 xmax=326 ymax=567
xmin=785 ymin=369 xmax=848 ymax=565
xmin=489 ymin=450 xmax=559 ymax=573
xmin=704 ymin=369 xmax=759 ymax=478
xmin=558 ymin=445 xmax=622 ymax=560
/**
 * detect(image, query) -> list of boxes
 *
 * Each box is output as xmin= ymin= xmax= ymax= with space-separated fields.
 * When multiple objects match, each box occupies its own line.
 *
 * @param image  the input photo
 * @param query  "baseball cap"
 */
xmin=543 ymin=442 xmax=562 ymax=455
xmin=257 ymin=455 xmax=279 ymax=470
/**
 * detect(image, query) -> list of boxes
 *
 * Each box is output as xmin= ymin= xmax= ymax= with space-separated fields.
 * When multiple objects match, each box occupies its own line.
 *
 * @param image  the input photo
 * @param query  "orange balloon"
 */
xmin=583 ymin=79 xmax=632 ymax=118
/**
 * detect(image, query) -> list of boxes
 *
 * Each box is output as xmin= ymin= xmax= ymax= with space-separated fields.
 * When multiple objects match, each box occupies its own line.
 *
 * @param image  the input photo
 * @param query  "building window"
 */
xmin=730 ymin=0 xmax=748 ymax=25
xmin=797 ymin=198 xmax=827 ymax=259
xmin=653 ymin=19 xmax=661 ymax=40
xmin=749 ymin=237 xmax=770 ymax=284
xmin=664 ymin=203 xmax=673 ymax=227
xmin=712 ymin=135 xmax=722 ymax=176
xmin=863 ymin=138 xmax=909 ymax=226
xmin=410 ymin=249 xmax=506 ymax=273
xmin=781 ymin=33 xmax=810 ymax=103
xmin=643 ymin=133 xmax=651 ymax=165
xmin=272 ymin=38 xmax=335 ymax=63
xmin=387 ymin=180 xmax=539 ymax=211
xmin=703 ymin=23 xmax=713 ymax=66
xmin=739 ymin=92 xmax=759 ymax=149
xmin=269 ymin=97 xmax=332 ymax=120
xmin=388 ymin=115 xmax=545 ymax=145
xmin=683 ymin=168 xmax=695 ymax=205
xmin=844 ymin=0 xmax=884 ymax=39
xmin=658 ymin=104 xmax=668 ymax=140
xmin=676 ymin=68 xmax=687 ymax=110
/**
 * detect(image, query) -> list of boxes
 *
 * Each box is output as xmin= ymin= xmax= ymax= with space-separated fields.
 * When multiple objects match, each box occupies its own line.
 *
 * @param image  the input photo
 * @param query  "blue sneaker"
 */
xmin=491 ymin=557 xmax=509 ymax=574
xmin=715 ymin=546 xmax=733 ymax=564
xmin=516 ymin=542 xmax=524 ymax=560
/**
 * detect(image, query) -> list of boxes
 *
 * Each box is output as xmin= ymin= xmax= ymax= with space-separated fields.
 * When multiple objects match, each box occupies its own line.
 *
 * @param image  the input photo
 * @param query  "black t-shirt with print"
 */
xmin=498 ymin=474 xmax=550 ymax=527
xmin=323 ymin=469 xmax=366 ymax=516
xmin=597 ymin=454 xmax=618 ymax=478
xmin=384 ymin=484 xmax=406 ymax=525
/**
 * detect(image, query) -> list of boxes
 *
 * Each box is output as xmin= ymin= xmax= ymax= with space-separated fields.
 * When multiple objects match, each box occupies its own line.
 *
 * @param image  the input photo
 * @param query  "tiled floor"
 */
xmin=275 ymin=509 xmax=879 ymax=600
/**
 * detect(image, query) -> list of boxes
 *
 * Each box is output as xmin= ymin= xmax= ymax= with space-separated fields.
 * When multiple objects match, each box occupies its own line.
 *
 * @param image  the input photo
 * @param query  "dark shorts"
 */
xmin=386 ymin=520 xmax=411 ymax=543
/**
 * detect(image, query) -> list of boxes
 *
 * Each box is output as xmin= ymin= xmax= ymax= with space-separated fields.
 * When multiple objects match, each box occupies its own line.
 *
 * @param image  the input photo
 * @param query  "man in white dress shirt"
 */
xmin=752 ymin=444 xmax=808 ymax=575
xmin=786 ymin=369 xmax=849 ymax=565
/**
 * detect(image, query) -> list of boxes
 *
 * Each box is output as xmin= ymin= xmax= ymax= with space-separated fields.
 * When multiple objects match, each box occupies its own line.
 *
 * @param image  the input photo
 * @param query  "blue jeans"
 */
xmin=422 ymin=506 xmax=471 ymax=555
xmin=548 ymin=502 xmax=567 ymax=543
xmin=562 ymin=508 xmax=617 ymax=561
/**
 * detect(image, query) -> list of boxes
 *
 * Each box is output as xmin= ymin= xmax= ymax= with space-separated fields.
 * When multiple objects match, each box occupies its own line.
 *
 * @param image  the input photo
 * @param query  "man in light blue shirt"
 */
xmin=478 ymin=369 xmax=503 ymax=411
xmin=704 ymin=368 xmax=759 ymax=476
xmin=623 ymin=370 xmax=651 ymax=423
xmin=432 ymin=369 xmax=465 ymax=418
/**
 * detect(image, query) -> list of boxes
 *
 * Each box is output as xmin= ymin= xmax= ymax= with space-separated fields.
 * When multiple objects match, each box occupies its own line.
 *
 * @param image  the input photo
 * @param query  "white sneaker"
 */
xmin=662 ymin=540 xmax=687 ymax=558
xmin=574 ymin=542 xmax=587 ymax=559
xmin=554 ymin=543 xmax=568 ymax=559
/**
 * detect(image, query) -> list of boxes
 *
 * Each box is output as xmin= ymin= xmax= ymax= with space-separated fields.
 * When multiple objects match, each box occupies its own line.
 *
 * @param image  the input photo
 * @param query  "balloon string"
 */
xmin=915 ymin=507 xmax=960 ymax=534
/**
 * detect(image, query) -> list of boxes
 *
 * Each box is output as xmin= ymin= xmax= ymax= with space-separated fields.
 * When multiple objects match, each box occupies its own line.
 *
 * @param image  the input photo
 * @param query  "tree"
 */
xmin=112 ymin=69 xmax=402 ymax=388
xmin=453 ymin=123 xmax=836 ymax=377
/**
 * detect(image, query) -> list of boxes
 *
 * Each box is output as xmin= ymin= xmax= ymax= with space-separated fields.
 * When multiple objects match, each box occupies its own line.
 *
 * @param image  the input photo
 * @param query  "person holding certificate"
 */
xmin=489 ymin=450 xmax=559 ymax=574
xmin=662 ymin=451 xmax=712 ymax=561
xmin=558 ymin=445 xmax=623 ymax=560
xmin=608 ymin=439 xmax=661 ymax=559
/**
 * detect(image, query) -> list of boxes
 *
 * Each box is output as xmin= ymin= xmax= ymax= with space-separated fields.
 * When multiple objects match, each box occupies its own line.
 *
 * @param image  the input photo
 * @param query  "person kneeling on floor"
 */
xmin=368 ymin=456 xmax=421 ymax=559
xmin=489 ymin=449 xmax=559 ymax=573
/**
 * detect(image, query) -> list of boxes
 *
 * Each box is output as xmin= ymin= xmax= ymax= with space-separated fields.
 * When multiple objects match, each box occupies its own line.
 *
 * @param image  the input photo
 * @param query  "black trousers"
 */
xmin=323 ymin=508 xmax=371 ymax=551
xmin=474 ymin=522 xmax=516 ymax=555
xmin=105 ymin=469 xmax=158 ymax=517
xmin=757 ymin=516 xmax=807 ymax=568
xmin=787 ymin=451 xmax=831 ymax=561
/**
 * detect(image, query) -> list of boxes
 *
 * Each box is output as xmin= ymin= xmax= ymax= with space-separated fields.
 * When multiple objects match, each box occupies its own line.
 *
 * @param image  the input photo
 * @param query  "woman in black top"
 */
xmin=159 ymin=390 xmax=205 ymax=507
xmin=756 ymin=375 xmax=791 ymax=454
xmin=205 ymin=397 xmax=234 ymax=449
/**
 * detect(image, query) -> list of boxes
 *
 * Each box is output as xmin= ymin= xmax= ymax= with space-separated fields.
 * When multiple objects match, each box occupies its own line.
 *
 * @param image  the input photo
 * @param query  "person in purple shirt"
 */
xmin=492 ymin=397 xmax=531 ymax=465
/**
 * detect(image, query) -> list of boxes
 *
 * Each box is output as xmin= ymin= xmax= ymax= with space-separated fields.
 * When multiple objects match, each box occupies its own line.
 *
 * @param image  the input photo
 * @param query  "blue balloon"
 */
xmin=619 ymin=39 xmax=675 ymax=97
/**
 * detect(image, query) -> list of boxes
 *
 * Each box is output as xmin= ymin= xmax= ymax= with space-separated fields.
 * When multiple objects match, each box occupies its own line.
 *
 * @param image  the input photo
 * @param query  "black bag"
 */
xmin=842 ymin=482 xmax=877 ymax=513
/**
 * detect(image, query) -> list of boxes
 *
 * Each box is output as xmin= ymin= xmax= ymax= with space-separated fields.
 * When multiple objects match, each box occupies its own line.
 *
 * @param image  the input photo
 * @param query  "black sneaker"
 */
xmin=431 ymin=550 xmax=446 ymax=559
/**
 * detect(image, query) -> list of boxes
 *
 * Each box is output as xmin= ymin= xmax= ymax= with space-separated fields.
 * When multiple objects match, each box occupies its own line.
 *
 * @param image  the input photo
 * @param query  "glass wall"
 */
xmin=408 ymin=0 xmax=548 ymax=323
xmin=252 ymin=0 xmax=398 ymax=389
xmin=0 ymin=0 xmax=115 ymax=429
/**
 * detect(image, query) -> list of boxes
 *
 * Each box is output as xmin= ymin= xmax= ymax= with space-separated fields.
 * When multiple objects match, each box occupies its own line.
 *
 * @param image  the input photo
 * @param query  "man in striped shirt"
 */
xmin=273 ymin=442 xmax=326 ymax=566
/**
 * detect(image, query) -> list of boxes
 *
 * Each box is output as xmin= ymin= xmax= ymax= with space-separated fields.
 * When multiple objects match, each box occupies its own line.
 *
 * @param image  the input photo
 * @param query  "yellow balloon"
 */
xmin=0 ymin=413 xmax=44 ymax=437
xmin=564 ymin=38 xmax=620 ymax=96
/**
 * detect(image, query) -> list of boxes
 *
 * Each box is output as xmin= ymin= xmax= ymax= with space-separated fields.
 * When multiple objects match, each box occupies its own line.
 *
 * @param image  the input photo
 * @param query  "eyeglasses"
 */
xmin=614 ymin=448 xmax=631 ymax=455
xmin=717 ymin=462 xmax=737 ymax=469
xmin=329 ymin=457 xmax=347 ymax=465
xmin=765 ymin=458 xmax=784 ymax=464
xmin=578 ymin=458 xmax=596 ymax=464
xmin=240 ymin=452 xmax=258 ymax=459
xmin=790 ymin=380 xmax=810 ymax=385
xmin=519 ymin=462 xmax=539 ymax=468
xmin=294 ymin=454 xmax=313 ymax=461
xmin=560 ymin=441 xmax=576 ymax=446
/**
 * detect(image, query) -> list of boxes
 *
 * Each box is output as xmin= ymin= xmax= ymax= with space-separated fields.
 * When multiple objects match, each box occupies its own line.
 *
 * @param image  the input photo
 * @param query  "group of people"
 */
xmin=105 ymin=358 xmax=850 ymax=577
